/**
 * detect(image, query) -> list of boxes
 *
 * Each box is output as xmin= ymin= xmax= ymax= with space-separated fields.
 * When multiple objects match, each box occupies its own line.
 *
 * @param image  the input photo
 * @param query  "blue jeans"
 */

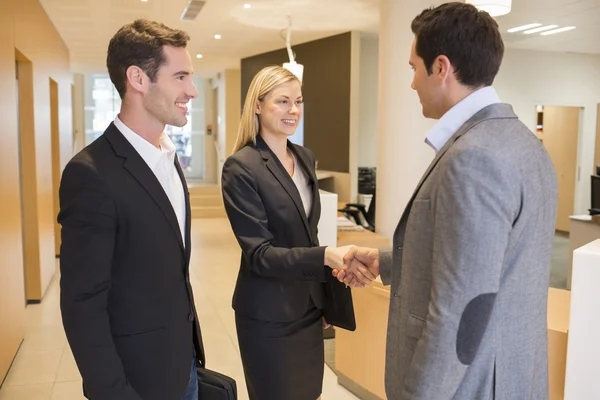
xmin=181 ymin=357 xmax=198 ymax=400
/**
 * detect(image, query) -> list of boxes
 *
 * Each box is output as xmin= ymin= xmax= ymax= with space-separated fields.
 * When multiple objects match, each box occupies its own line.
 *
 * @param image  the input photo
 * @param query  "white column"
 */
xmin=564 ymin=239 xmax=600 ymax=399
xmin=375 ymin=0 xmax=437 ymax=238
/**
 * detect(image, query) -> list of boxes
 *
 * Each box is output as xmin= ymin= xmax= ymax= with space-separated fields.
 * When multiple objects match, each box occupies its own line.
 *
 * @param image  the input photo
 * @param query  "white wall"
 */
xmin=495 ymin=49 xmax=600 ymax=214
xmin=358 ymin=35 xmax=379 ymax=168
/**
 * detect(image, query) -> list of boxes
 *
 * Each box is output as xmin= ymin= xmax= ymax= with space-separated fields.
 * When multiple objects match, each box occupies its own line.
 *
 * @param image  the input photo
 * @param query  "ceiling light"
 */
xmin=244 ymin=3 xmax=251 ymax=8
xmin=141 ymin=0 xmax=148 ymax=2
xmin=214 ymin=34 xmax=221 ymax=39
xmin=507 ymin=23 xmax=542 ymax=33
xmin=196 ymin=53 xmax=203 ymax=59
xmin=282 ymin=16 xmax=304 ymax=82
xmin=466 ymin=0 xmax=512 ymax=17
xmin=541 ymin=26 xmax=576 ymax=36
xmin=524 ymin=25 xmax=558 ymax=34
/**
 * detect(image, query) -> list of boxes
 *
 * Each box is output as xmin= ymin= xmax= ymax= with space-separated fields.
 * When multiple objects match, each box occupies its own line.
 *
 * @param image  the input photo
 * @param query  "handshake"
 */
xmin=324 ymin=245 xmax=380 ymax=288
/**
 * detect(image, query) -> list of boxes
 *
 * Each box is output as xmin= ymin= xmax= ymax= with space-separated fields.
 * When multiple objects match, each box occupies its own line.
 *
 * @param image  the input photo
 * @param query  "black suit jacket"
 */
xmin=221 ymin=135 xmax=327 ymax=323
xmin=58 ymin=123 xmax=203 ymax=400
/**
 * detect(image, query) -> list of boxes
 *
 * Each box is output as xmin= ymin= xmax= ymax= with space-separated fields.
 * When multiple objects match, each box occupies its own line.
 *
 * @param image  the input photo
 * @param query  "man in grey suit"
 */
xmin=335 ymin=2 xmax=558 ymax=399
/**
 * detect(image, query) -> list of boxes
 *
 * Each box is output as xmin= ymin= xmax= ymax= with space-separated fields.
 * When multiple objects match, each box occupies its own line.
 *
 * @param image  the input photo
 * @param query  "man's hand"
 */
xmin=325 ymin=245 xmax=376 ymax=286
xmin=332 ymin=247 xmax=380 ymax=288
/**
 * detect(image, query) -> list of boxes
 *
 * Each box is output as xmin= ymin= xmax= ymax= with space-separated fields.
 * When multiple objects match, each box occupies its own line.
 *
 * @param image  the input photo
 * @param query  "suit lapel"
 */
xmin=394 ymin=104 xmax=519 ymax=239
xmin=256 ymin=136 xmax=313 ymax=241
xmin=105 ymin=123 xmax=185 ymax=252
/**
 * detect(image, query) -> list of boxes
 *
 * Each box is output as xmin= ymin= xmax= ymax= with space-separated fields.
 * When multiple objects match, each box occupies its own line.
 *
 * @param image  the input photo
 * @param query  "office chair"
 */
xmin=338 ymin=191 xmax=376 ymax=232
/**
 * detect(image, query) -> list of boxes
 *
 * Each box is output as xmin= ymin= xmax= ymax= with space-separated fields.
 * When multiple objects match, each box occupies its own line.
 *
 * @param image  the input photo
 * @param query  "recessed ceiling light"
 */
xmin=196 ymin=53 xmax=203 ymax=59
xmin=244 ymin=3 xmax=251 ymax=8
xmin=141 ymin=0 xmax=148 ymax=2
xmin=507 ymin=23 xmax=541 ymax=33
xmin=214 ymin=34 xmax=222 ymax=40
xmin=541 ymin=26 xmax=576 ymax=36
xmin=524 ymin=25 xmax=558 ymax=34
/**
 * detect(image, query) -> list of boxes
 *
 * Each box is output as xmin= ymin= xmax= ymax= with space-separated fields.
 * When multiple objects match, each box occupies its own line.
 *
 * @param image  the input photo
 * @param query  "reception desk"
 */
xmin=335 ymin=230 xmax=390 ymax=400
xmin=568 ymin=215 xmax=600 ymax=289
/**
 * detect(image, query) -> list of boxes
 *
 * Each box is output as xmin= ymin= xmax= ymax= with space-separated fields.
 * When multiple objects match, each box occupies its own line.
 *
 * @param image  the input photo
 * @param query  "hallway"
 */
xmin=0 ymin=218 xmax=358 ymax=400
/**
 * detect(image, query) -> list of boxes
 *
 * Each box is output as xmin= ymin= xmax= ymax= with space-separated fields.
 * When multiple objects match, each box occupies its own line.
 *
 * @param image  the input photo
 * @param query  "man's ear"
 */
xmin=434 ymin=55 xmax=452 ymax=83
xmin=125 ymin=65 xmax=148 ymax=93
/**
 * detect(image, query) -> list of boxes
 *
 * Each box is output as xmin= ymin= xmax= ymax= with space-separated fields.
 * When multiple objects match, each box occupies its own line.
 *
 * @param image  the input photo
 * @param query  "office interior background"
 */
xmin=1 ymin=0 xmax=600 ymax=399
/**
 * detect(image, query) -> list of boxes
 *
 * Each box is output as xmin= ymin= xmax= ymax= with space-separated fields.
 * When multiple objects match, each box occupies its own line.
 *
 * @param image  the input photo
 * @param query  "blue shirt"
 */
xmin=425 ymin=86 xmax=501 ymax=153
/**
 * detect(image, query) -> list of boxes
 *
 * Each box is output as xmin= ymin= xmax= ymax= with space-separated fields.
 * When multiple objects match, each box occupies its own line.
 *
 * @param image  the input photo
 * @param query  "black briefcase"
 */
xmin=322 ymin=271 xmax=356 ymax=331
xmin=195 ymin=322 xmax=237 ymax=399
xmin=197 ymin=364 xmax=237 ymax=399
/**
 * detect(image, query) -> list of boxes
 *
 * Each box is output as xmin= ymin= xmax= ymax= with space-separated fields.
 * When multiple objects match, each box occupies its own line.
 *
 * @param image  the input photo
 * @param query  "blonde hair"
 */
xmin=233 ymin=65 xmax=300 ymax=153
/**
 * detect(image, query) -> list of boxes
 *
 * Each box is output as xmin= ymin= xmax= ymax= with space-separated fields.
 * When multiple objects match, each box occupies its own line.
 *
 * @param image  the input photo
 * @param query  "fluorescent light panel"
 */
xmin=524 ymin=25 xmax=558 ymax=34
xmin=541 ymin=26 xmax=576 ymax=35
xmin=507 ymin=23 xmax=541 ymax=33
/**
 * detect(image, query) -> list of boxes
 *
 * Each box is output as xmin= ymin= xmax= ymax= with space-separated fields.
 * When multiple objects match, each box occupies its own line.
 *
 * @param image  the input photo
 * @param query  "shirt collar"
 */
xmin=425 ymin=86 xmax=501 ymax=153
xmin=114 ymin=115 xmax=177 ymax=169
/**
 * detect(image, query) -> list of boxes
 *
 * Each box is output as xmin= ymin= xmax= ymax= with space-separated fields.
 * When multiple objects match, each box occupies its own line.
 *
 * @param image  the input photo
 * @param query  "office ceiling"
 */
xmin=38 ymin=0 xmax=600 ymax=76
xmin=496 ymin=0 xmax=600 ymax=55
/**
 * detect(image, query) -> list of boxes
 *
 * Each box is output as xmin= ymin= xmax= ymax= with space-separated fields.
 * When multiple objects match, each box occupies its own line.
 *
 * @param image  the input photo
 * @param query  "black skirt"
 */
xmin=235 ymin=303 xmax=324 ymax=400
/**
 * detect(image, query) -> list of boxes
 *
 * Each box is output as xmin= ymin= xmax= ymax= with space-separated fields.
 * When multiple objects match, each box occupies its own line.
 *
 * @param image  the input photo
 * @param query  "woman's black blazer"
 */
xmin=221 ymin=135 xmax=327 ymax=323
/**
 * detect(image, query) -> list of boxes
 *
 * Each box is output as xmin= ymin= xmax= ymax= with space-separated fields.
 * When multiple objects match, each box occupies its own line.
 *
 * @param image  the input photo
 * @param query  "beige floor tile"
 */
xmin=2 ymin=349 xmax=62 ymax=387
xmin=55 ymin=346 xmax=81 ymax=383
xmin=322 ymin=364 xmax=359 ymax=400
xmin=50 ymin=381 xmax=85 ymax=400
xmin=19 ymin=326 xmax=66 ymax=354
xmin=0 ymin=384 xmax=53 ymax=400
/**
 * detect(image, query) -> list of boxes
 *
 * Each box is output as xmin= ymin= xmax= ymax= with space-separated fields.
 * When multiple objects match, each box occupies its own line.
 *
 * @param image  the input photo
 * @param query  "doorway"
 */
xmin=595 ymin=104 xmax=600 ymax=171
xmin=15 ymin=50 xmax=41 ymax=302
xmin=537 ymin=105 xmax=581 ymax=233
xmin=50 ymin=79 xmax=61 ymax=257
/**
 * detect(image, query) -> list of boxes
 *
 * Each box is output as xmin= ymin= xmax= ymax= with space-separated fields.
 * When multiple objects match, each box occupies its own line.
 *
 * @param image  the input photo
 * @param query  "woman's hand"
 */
xmin=324 ymin=245 xmax=355 ymax=270
xmin=324 ymin=245 xmax=376 ymax=286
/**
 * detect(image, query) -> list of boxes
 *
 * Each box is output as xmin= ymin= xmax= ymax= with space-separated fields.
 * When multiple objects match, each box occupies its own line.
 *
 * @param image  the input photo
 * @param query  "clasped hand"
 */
xmin=325 ymin=246 xmax=380 ymax=288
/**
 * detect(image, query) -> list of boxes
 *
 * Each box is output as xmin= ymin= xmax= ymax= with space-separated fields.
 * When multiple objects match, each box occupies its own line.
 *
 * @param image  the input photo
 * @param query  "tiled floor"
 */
xmin=0 ymin=218 xmax=359 ymax=400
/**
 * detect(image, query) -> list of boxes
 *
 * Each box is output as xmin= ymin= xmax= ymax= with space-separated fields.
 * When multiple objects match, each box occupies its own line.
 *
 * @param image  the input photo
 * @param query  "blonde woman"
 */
xmin=221 ymin=66 xmax=370 ymax=399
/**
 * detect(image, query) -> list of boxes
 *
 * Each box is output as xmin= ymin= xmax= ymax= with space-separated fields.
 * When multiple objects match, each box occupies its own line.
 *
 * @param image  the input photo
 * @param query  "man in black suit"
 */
xmin=58 ymin=19 xmax=202 ymax=400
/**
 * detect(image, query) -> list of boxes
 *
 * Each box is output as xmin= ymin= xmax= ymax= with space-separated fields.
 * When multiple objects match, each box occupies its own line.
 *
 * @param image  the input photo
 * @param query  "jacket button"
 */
xmin=188 ymin=313 xmax=194 ymax=322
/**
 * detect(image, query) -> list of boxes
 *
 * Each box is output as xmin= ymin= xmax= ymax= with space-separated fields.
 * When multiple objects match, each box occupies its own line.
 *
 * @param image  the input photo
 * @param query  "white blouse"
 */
xmin=291 ymin=153 xmax=313 ymax=218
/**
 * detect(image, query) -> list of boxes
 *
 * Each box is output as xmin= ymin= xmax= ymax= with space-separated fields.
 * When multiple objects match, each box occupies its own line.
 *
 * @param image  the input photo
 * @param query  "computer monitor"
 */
xmin=591 ymin=175 xmax=600 ymax=215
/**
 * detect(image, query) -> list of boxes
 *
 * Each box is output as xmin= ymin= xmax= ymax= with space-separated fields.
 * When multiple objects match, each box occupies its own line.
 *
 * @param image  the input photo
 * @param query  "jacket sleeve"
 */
xmin=378 ymin=249 xmax=393 ymax=285
xmin=402 ymin=146 xmax=515 ymax=399
xmin=221 ymin=155 xmax=327 ymax=281
xmin=58 ymin=158 xmax=142 ymax=400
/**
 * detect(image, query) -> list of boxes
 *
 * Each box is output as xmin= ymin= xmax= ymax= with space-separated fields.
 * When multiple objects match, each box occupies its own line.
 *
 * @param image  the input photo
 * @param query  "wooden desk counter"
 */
xmin=337 ymin=229 xmax=390 ymax=249
xmin=335 ymin=229 xmax=390 ymax=400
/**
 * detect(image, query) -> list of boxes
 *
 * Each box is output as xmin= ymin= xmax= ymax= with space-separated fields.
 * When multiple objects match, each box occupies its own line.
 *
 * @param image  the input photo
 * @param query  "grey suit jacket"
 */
xmin=379 ymin=103 xmax=557 ymax=399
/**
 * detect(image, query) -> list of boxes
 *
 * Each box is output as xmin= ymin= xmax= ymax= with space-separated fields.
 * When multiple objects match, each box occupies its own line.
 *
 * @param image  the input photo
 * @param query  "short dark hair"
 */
xmin=411 ymin=2 xmax=504 ymax=87
xmin=107 ymin=19 xmax=190 ymax=99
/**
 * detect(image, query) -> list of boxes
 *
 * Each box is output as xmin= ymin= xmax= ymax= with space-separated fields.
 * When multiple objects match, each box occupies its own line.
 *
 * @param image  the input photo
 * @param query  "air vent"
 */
xmin=181 ymin=0 xmax=206 ymax=21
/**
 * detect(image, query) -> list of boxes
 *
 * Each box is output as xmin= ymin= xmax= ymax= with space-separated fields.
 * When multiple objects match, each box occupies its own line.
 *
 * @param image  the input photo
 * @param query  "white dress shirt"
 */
xmin=425 ymin=86 xmax=501 ymax=153
xmin=291 ymin=153 xmax=313 ymax=218
xmin=114 ymin=116 xmax=186 ymax=245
